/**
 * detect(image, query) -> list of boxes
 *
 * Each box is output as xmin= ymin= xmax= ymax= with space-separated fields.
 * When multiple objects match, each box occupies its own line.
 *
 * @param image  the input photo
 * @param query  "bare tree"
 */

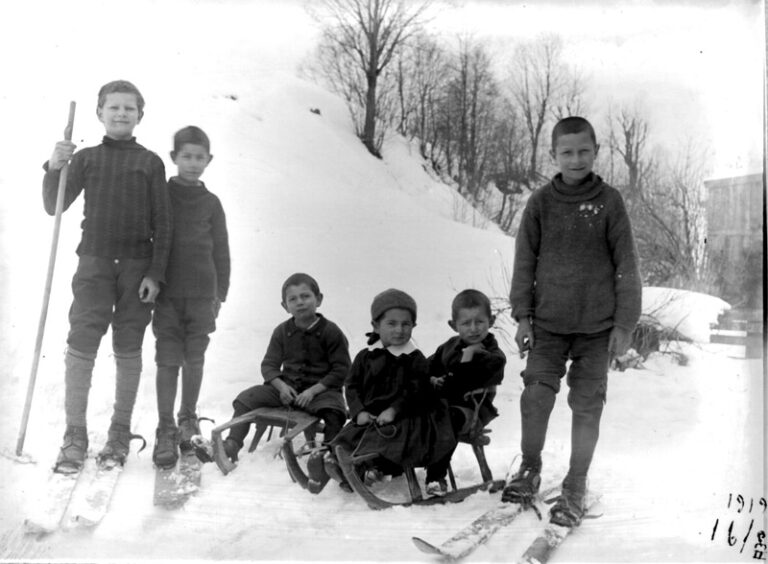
xmin=489 ymin=97 xmax=528 ymax=231
xmin=311 ymin=0 xmax=430 ymax=157
xmin=507 ymin=34 xmax=566 ymax=185
xmin=609 ymin=107 xmax=712 ymax=287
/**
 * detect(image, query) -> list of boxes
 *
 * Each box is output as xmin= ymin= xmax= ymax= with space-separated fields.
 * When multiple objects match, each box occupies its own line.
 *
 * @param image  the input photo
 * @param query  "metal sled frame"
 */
xmin=335 ymin=427 xmax=504 ymax=510
xmin=210 ymin=407 xmax=323 ymax=489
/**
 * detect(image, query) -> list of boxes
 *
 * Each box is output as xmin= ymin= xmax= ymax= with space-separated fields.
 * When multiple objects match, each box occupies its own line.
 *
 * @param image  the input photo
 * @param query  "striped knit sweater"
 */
xmin=43 ymin=136 xmax=172 ymax=283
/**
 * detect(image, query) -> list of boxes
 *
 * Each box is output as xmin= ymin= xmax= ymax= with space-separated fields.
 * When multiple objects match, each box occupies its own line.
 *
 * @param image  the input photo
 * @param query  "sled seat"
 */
xmin=210 ymin=407 xmax=322 ymax=484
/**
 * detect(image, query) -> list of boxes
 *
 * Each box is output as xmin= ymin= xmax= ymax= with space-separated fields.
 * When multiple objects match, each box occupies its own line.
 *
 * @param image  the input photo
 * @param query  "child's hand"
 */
xmin=430 ymin=376 xmax=445 ymax=389
xmin=278 ymin=386 xmax=298 ymax=406
xmin=515 ymin=318 xmax=534 ymax=358
xmin=138 ymin=277 xmax=159 ymax=303
xmin=49 ymin=140 xmax=76 ymax=171
xmin=376 ymin=407 xmax=396 ymax=425
xmin=294 ymin=387 xmax=317 ymax=409
xmin=461 ymin=343 xmax=485 ymax=362
xmin=608 ymin=326 xmax=633 ymax=362
xmin=356 ymin=411 xmax=374 ymax=425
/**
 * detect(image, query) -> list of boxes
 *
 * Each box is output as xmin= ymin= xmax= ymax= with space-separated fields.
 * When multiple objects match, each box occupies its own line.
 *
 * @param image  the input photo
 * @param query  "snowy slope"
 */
xmin=0 ymin=2 xmax=764 ymax=563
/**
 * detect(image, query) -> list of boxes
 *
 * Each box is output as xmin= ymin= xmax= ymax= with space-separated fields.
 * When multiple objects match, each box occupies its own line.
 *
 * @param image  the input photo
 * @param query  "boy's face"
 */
xmin=373 ymin=308 xmax=415 ymax=348
xmin=282 ymin=283 xmax=322 ymax=324
xmin=97 ymin=92 xmax=141 ymax=140
xmin=171 ymin=143 xmax=213 ymax=185
xmin=550 ymin=130 xmax=599 ymax=185
xmin=449 ymin=306 xmax=493 ymax=345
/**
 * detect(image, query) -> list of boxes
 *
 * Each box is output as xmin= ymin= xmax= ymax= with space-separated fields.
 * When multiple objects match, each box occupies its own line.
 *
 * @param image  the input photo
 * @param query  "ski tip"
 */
xmin=412 ymin=536 xmax=443 ymax=556
xmin=23 ymin=519 xmax=55 ymax=536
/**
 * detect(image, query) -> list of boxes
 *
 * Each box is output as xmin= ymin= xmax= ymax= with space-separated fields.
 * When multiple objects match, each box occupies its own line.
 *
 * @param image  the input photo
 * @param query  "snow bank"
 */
xmin=642 ymin=287 xmax=731 ymax=342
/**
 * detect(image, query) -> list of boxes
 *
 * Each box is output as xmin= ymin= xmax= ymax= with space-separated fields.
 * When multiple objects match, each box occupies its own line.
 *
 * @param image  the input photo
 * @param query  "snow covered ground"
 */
xmin=0 ymin=2 xmax=764 ymax=563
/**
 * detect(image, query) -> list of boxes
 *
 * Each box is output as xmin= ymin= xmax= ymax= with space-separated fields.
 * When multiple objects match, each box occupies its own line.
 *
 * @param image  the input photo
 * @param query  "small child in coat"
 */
xmin=152 ymin=126 xmax=230 ymax=469
xmin=425 ymin=289 xmax=506 ymax=496
xmin=220 ymin=273 xmax=351 ymax=493
xmin=330 ymin=289 xmax=456 ymax=492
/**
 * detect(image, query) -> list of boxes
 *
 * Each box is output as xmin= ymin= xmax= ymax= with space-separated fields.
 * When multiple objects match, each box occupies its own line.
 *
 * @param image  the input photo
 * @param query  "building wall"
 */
xmin=704 ymin=173 xmax=763 ymax=307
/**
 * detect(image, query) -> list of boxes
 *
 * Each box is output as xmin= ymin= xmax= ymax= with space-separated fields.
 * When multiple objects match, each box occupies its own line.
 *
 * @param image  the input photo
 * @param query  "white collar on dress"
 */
xmin=368 ymin=339 xmax=417 ymax=356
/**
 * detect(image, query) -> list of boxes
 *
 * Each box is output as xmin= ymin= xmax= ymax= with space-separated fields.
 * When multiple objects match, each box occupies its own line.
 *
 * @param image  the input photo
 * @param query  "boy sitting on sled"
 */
xmin=218 ymin=273 xmax=351 ymax=493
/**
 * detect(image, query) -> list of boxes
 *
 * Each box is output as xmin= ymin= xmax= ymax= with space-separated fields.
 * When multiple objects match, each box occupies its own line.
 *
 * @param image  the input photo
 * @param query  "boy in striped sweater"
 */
xmin=43 ymin=79 xmax=171 ymax=472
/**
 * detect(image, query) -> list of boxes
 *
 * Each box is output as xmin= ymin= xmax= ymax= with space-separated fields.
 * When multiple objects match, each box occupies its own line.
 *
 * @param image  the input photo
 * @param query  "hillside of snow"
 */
xmin=0 ymin=2 xmax=764 ymax=563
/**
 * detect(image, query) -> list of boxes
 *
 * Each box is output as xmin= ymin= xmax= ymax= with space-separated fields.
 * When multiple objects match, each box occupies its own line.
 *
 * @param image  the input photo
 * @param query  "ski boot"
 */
xmin=323 ymin=449 xmax=352 ymax=492
xmin=152 ymin=425 xmax=180 ymax=469
xmin=97 ymin=423 xmax=146 ymax=468
xmin=425 ymin=478 xmax=448 ymax=497
xmin=221 ymin=437 xmax=242 ymax=463
xmin=501 ymin=461 xmax=542 ymax=507
xmin=307 ymin=446 xmax=331 ymax=494
xmin=549 ymin=475 xmax=587 ymax=527
xmin=177 ymin=415 xmax=201 ymax=452
xmin=54 ymin=425 xmax=88 ymax=474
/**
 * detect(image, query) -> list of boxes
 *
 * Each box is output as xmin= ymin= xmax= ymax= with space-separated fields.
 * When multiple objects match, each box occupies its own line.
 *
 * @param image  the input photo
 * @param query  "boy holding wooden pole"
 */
xmin=42 ymin=79 xmax=172 ymax=473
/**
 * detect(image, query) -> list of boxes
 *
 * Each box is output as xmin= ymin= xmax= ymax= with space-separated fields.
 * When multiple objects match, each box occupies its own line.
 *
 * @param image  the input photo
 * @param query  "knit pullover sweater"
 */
xmin=510 ymin=173 xmax=642 ymax=334
xmin=261 ymin=315 xmax=351 ymax=392
xmin=42 ymin=136 xmax=171 ymax=283
xmin=163 ymin=177 xmax=230 ymax=302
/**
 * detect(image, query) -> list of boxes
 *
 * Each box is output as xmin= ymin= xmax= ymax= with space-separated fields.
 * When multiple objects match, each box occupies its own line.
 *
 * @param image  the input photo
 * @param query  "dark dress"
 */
xmin=331 ymin=343 xmax=456 ymax=471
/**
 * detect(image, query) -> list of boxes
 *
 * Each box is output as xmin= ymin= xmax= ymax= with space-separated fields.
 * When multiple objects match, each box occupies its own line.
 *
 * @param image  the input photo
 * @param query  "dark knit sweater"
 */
xmin=162 ymin=178 xmax=230 ymax=301
xmin=261 ymin=315 xmax=351 ymax=391
xmin=428 ymin=333 xmax=506 ymax=401
xmin=42 ymin=136 xmax=171 ymax=283
xmin=510 ymin=173 xmax=642 ymax=334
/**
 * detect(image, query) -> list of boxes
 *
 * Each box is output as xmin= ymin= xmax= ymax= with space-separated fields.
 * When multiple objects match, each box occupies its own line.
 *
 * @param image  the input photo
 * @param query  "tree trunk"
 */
xmin=363 ymin=71 xmax=379 ymax=156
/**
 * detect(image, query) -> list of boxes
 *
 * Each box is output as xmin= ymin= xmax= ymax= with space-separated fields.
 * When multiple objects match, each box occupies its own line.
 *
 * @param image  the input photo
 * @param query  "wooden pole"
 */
xmin=15 ymin=101 xmax=77 ymax=457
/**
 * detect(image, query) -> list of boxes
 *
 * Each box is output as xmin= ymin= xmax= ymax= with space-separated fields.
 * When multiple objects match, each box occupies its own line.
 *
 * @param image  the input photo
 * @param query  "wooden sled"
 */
xmin=210 ymin=407 xmax=323 ymax=489
xmin=335 ymin=421 xmax=504 ymax=510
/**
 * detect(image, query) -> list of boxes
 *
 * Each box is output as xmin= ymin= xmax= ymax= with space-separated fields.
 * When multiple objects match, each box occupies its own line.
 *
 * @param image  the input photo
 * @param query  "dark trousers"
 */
xmin=67 ymin=255 xmax=153 ymax=355
xmin=153 ymin=297 xmax=217 ymax=426
xmin=519 ymin=326 xmax=610 ymax=479
xmin=153 ymin=296 xmax=217 ymax=367
xmin=227 ymin=384 xmax=346 ymax=446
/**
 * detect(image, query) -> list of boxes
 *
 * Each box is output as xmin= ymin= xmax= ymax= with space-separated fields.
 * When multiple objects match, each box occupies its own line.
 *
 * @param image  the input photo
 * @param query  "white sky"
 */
xmin=425 ymin=0 xmax=765 ymax=177
xmin=0 ymin=0 xmax=763 ymax=178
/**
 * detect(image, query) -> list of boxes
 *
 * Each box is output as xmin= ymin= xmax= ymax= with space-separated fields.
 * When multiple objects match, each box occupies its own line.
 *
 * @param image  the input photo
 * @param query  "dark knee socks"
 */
xmin=225 ymin=399 xmax=252 ymax=446
xmin=316 ymin=408 xmax=345 ymax=443
xmin=112 ymin=351 xmax=142 ymax=429
xmin=567 ymin=391 xmax=604 ymax=478
xmin=64 ymin=348 xmax=96 ymax=428
xmin=179 ymin=362 xmax=203 ymax=421
xmin=520 ymin=382 xmax=557 ymax=469
xmin=156 ymin=365 xmax=180 ymax=429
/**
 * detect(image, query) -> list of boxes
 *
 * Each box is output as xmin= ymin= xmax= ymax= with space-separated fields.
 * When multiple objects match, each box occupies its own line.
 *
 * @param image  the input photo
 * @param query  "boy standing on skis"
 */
xmin=151 ymin=126 xmax=230 ymax=468
xmin=43 ymin=80 xmax=172 ymax=473
xmin=503 ymin=116 xmax=641 ymax=526
xmin=219 ymin=273 xmax=350 ymax=493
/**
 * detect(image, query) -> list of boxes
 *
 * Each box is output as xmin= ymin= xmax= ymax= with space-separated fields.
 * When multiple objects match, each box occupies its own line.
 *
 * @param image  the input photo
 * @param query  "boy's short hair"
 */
xmin=551 ymin=116 xmax=596 ymax=150
xmin=281 ymin=273 xmax=320 ymax=302
xmin=451 ymin=289 xmax=492 ymax=321
xmin=173 ymin=125 xmax=211 ymax=153
xmin=97 ymin=80 xmax=145 ymax=118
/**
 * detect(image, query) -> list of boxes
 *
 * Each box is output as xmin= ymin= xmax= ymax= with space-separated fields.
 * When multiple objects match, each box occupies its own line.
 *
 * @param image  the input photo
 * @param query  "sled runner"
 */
xmin=335 ymin=403 xmax=504 ymax=510
xmin=209 ymin=407 xmax=323 ymax=489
